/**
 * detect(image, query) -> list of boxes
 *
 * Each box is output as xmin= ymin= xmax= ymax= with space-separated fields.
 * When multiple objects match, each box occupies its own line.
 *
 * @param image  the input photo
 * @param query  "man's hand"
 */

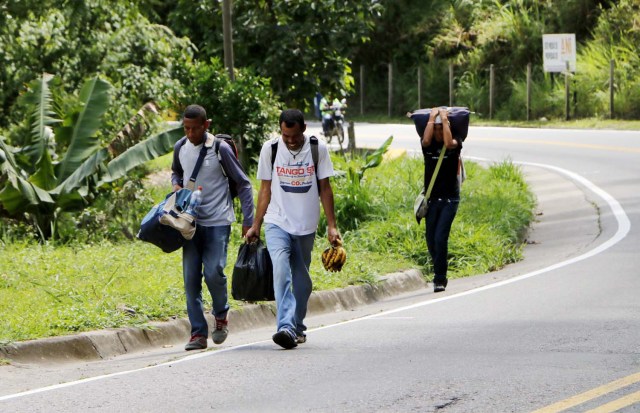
xmin=430 ymin=107 xmax=440 ymax=121
xmin=173 ymin=184 xmax=182 ymax=192
xmin=327 ymin=226 xmax=341 ymax=246
xmin=241 ymin=225 xmax=251 ymax=237
xmin=245 ymin=225 xmax=260 ymax=243
xmin=438 ymin=107 xmax=449 ymax=122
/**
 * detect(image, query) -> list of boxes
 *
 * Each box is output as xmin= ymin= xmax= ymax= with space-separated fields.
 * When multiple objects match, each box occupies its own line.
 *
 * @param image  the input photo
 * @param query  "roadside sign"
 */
xmin=543 ymin=34 xmax=576 ymax=72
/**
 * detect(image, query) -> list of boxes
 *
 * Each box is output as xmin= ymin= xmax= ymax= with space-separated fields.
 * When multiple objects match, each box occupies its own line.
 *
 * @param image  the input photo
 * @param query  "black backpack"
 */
xmin=213 ymin=134 xmax=242 ymax=199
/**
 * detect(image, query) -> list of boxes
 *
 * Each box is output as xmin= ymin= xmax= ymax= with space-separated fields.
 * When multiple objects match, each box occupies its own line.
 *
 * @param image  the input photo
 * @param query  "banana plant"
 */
xmin=346 ymin=135 xmax=394 ymax=186
xmin=0 ymin=74 xmax=183 ymax=240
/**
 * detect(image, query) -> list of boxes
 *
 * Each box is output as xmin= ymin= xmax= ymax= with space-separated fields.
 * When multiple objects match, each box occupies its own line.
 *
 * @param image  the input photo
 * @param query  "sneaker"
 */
xmin=296 ymin=333 xmax=307 ymax=344
xmin=273 ymin=330 xmax=297 ymax=349
xmin=212 ymin=317 xmax=229 ymax=345
xmin=185 ymin=334 xmax=207 ymax=351
xmin=434 ymin=283 xmax=446 ymax=293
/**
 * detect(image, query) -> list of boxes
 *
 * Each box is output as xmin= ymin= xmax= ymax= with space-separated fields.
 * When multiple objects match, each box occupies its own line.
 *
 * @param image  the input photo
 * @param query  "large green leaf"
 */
xmin=0 ymin=135 xmax=20 ymax=175
xmin=30 ymin=147 xmax=57 ymax=190
xmin=51 ymin=148 xmax=109 ymax=197
xmin=56 ymin=77 xmax=111 ymax=183
xmin=362 ymin=136 xmax=393 ymax=170
xmin=0 ymin=137 xmax=53 ymax=210
xmin=99 ymin=125 xmax=184 ymax=185
xmin=0 ymin=174 xmax=54 ymax=214
xmin=21 ymin=73 xmax=60 ymax=168
xmin=108 ymin=101 xmax=160 ymax=158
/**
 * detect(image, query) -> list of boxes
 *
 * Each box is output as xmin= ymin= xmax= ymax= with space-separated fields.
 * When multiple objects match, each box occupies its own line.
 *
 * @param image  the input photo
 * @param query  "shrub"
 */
xmin=180 ymin=58 xmax=282 ymax=168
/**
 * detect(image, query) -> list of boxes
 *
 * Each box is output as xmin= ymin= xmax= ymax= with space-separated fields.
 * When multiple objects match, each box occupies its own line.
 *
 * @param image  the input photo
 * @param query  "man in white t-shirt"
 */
xmin=246 ymin=109 xmax=341 ymax=349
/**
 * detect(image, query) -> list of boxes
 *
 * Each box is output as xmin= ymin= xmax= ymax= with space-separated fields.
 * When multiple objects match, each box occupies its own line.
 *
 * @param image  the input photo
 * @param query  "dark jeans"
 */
xmin=182 ymin=224 xmax=231 ymax=337
xmin=425 ymin=198 xmax=459 ymax=284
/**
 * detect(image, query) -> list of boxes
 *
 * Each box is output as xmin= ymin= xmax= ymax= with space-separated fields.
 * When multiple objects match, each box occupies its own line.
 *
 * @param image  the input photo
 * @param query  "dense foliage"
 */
xmin=0 ymin=74 xmax=183 ymax=240
xmin=351 ymin=0 xmax=638 ymax=120
xmin=181 ymin=58 xmax=281 ymax=167
xmin=146 ymin=0 xmax=381 ymax=110
xmin=0 ymin=0 xmax=193 ymax=132
xmin=1 ymin=0 xmax=638 ymax=240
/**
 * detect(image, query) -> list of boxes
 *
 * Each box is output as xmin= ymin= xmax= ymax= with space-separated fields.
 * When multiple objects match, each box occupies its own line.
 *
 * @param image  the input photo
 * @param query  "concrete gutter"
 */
xmin=0 ymin=269 xmax=427 ymax=364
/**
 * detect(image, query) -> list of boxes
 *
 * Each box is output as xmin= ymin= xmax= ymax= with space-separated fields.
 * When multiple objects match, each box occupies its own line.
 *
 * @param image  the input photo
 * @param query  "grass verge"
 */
xmin=0 ymin=154 xmax=535 ymax=343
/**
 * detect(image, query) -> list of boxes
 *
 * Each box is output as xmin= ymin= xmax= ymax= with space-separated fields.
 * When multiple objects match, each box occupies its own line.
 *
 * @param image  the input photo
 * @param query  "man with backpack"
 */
xmin=171 ymin=104 xmax=254 ymax=350
xmin=245 ymin=109 xmax=341 ymax=349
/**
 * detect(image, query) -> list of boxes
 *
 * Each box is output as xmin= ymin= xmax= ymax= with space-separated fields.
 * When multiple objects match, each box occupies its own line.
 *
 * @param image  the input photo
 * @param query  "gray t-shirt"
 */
xmin=174 ymin=133 xmax=254 ymax=227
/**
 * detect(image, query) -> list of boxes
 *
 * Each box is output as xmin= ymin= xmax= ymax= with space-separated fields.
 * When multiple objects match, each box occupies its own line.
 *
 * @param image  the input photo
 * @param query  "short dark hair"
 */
xmin=279 ymin=109 xmax=305 ymax=129
xmin=183 ymin=104 xmax=207 ymax=122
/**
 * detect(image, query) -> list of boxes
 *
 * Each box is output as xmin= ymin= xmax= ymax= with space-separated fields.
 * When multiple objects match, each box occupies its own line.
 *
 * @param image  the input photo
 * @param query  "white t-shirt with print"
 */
xmin=256 ymin=135 xmax=334 ymax=236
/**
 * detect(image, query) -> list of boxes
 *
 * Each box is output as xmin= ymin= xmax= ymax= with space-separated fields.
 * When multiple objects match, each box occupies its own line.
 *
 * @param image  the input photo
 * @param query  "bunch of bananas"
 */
xmin=321 ymin=239 xmax=347 ymax=272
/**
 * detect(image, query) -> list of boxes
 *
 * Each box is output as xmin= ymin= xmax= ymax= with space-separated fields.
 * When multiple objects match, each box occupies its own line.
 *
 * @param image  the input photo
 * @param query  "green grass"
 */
xmin=0 ymin=155 xmax=535 ymax=343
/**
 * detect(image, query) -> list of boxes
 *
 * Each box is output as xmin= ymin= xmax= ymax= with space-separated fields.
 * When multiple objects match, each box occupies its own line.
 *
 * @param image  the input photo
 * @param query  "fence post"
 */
xmin=388 ymin=62 xmax=393 ymax=117
xmin=565 ymin=61 xmax=570 ymax=121
xmin=448 ymin=63 xmax=454 ymax=107
xmin=360 ymin=64 xmax=364 ymax=116
xmin=348 ymin=121 xmax=356 ymax=155
xmin=417 ymin=65 xmax=422 ymax=109
xmin=609 ymin=59 xmax=615 ymax=119
xmin=526 ymin=63 xmax=532 ymax=121
xmin=489 ymin=64 xmax=495 ymax=120
xmin=222 ymin=0 xmax=235 ymax=81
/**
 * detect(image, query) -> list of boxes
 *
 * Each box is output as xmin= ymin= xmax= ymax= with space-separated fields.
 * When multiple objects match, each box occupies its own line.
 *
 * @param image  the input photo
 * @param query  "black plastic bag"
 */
xmin=231 ymin=240 xmax=275 ymax=301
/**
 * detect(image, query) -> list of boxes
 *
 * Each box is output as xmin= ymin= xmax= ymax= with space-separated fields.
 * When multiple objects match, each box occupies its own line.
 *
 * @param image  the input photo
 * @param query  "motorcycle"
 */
xmin=322 ymin=99 xmax=347 ymax=146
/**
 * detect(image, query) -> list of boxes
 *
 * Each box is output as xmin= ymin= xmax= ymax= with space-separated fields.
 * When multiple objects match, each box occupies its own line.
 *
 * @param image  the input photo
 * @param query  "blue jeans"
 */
xmin=265 ymin=223 xmax=316 ymax=336
xmin=425 ymin=198 xmax=459 ymax=284
xmin=182 ymin=224 xmax=231 ymax=337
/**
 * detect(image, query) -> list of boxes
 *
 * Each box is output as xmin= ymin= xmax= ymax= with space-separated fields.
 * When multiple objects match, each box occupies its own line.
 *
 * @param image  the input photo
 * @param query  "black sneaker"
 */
xmin=185 ymin=334 xmax=207 ymax=351
xmin=434 ymin=283 xmax=446 ymax=293
xmin=273 ymin=330 xmax=297 ymax=349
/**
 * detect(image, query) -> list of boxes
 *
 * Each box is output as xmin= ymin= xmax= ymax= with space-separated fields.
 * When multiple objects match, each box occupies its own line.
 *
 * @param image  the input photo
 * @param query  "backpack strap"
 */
xmin=309 ymin=136 xmax=319 ymax=174
xmin=271 ymin=135 xmax=319 ymax=177
xmin=425 ymin=144 xmax=446 ymax=201
xmin=270 ymin=139 xmax=278 ymax=170
xmin=184 ymin=134 xmax=213 ymax=191
xmin=214 ymin=136 xmax=228 ymax=178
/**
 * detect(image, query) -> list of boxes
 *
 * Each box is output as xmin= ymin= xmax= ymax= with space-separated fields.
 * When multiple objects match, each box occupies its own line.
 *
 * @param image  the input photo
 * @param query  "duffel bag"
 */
xmin=408 ymin=106 xmax=470 ymax=142
xmin=137 ymin=189 xmax=196 ymax=253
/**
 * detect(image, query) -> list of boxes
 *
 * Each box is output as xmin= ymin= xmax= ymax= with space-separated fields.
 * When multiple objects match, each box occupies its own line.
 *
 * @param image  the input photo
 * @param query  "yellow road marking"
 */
xmin=583 ymin=389 xmax=640 ymax=413
xmin=383 ymin=148 xmax=407 ymax=160
xmin=531 ymin=371 xmax=640 ymax=413
xmin=472 ymin=137 xmax=640 ymax=154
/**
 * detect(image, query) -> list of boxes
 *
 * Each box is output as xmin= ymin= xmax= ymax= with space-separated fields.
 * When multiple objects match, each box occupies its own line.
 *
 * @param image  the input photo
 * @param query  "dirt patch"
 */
xmin=144 ymin=169 xmax=172 ymax=187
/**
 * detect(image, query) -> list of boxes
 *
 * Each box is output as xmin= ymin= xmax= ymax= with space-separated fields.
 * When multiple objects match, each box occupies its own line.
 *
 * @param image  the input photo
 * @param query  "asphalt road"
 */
xmin=1 ymin=123 xmax=639 ymax=412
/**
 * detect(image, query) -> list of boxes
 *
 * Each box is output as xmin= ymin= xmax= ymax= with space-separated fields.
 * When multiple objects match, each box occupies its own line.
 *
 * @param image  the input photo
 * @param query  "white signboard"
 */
xmin=543 ymin=34 xmax=576 ymax=72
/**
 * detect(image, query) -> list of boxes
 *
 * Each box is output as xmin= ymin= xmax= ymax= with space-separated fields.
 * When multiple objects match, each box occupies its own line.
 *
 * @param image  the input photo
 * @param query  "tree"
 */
xmin=146 ymin=0 xmax=381 ymax=109
xmin=0 ymin=0 xmax=193 ymax=133
xmin=0 ymin=74 xmax=182 ymax=240
xmin=181 ymin=59 xmax=281 ymax=169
